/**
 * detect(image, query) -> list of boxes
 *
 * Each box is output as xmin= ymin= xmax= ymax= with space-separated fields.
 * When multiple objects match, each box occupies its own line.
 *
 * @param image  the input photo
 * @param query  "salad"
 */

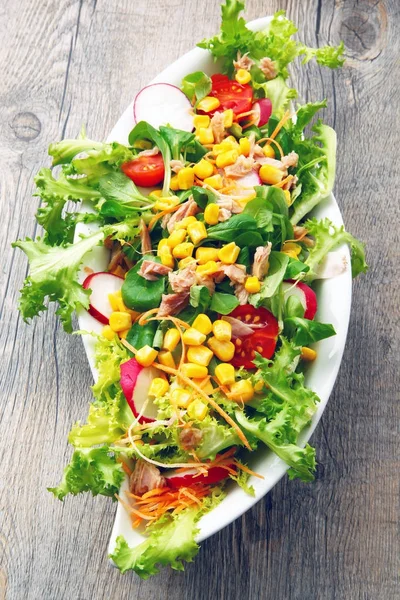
xmin=12 ymin=1 xmax=367 ymax=579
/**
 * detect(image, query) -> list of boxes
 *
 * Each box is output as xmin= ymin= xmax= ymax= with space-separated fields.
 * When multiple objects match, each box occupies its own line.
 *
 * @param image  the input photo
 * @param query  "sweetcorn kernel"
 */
xmin=192 ymin=377 xmax=214 ymax=395
xmin=178 ymin=257 xmax=197 ymax=269
xmin=167 ymin=228 xmax=187 ymax=249
xmin=204 ymin=203 xmax=220 ymax=225
xmin=192 ymin=313 xmax=213 ymax=336
xmin=301 ymin=347 xmax=317 ymax=361
xmin=109 ymin=311 xmax=132 ymax=333
xmin=215 ymin=363 xmax=235 ymax=386
xmin=197 ymin=96 xmax=221 ymax=112
xmin=229 ymin=379 xmax=254 ymax=403
xmin=158 ymin=350 xmax=176 ymax=369
xmin=197 ymin=127 xmax=214 ymax=145
xmin=174 ymin=216 xmax=197 ymax=230
xmin=215 ymin=149 xmax=239 ymax=169
xmin=212 ymin=319 xmax=232 ymax=342
xmin=195 ymin=246 xmax=219 ymax=264
xmin=244 ymin=276 xmax=261 ymax=294
xmin=239 ymin=137 xmax=251 ymax=157
xmin=177 ymin=167 xmax=195 ymax=190
xmin=193 ymin=114 xmax=210 ymax=129
xmin=217 ymin=242 xmax=240 ymax=265
xmin=193 ymin=159 xmax=214 ymax=180
xmin=196 ymin=260 xmax=220 ymax=276
xmin=262 ymin=144 xmax=275 ymax=158
xmin=223 ymin=109 xmax=234 ymax=128
xmin=187 ymin=221 xmax=207 ymax=245
xmin=235 ymin=69 xmax=252 ymax=84
xmin=187 ymin=345 xmax=214 ymax=367
xmin=172 ymin=242 xmax=194 ymax=259
xmin=187 ymin=399 xmax=208 ymax=421
xmin=163 ymin=328 xmax=181 ymax=352
xmin=135 ymin=345 xmax=158 ymax=367
xmin=148 ymin=377 xmax=169 ymax=397
xmin=259 ymin=164 xmax=284 ymax=185
xmin=102 ymin=325 xmax=115 ymax=341
xmin=181 ymin=363 xmax=208 ymax=378
xmin=171 ymin=388 xmax=192 ymax=408
xmin=182 ymin=328 xmax=206 ymax=346
xmin=203 ymin=174 xmax=223 ymax=189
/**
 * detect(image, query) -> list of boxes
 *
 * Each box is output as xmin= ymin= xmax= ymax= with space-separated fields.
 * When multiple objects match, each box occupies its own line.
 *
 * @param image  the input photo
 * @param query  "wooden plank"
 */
xmin=0 ymin=0 xmax=398 ymax=598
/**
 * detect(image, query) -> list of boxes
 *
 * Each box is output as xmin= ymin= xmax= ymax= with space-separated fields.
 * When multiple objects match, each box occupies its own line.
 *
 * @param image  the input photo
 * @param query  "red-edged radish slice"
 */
xmin=82 ymin=272 xmax=124 ymax=325
xmin=164 ymin=465 xmax=233 ymax=489
xmin=282 ymin=280 xmax=318 ymax=320
xmin=134 ymin=83 xmax=194 ymax=132
xmin=252 ymin=98 xmax=272 ymax=127
xmin=236 ymin=170 xmax=261 ymax=189
xmin=120 ymin=358 xmax=161 ymax=423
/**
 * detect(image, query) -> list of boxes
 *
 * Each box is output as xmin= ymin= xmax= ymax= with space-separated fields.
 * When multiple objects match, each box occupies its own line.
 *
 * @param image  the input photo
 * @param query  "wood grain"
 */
xmin=0 ymin=1 xmax=398 ymax=598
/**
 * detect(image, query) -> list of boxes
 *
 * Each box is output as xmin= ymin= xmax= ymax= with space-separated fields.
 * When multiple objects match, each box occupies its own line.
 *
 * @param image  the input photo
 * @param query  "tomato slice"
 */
xmin=208 ymin=74 xmax=253 ymax=117
xmin=229 ymin=305 xmax=279 ymax=369
xmin=121 ymin=154 xmax=165 ymax=187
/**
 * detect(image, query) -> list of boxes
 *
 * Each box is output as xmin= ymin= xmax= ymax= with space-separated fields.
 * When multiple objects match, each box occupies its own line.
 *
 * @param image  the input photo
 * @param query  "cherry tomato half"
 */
xmin=121 ymin=154 xmax=165 ymax=187
xmin=209 ymin=74 xmax=253 ymax=117
xmin=229 ymin=305 xmax=279 ymax=369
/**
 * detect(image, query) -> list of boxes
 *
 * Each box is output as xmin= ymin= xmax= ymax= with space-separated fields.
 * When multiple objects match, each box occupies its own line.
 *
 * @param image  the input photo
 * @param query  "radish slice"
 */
xmin=164 ymin=465 xmax=233 ymax=489
xmin=120 ymin=358 xmax=161 ymax=423
xmin=134 ymin=83 xmax=194 ymax=132
xmin=82 ymin=272 xmax=124 ymax=325
xmin=252 ymin=98 xmax=272 ymax=127
xmin=236 ymin=170 xmax=261 ymax=189
xmin=282 ymin=280 xmax=318 ymax=320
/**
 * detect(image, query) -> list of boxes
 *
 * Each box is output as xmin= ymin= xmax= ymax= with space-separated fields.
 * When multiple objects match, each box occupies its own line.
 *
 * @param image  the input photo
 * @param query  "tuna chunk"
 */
xmin=259 ymin=57 xmax=277 ymax=80
xmin=163 ymin=199 xmax=200 ymax=233
xmin=158 ymin=292 xmax=190 ymax=317
xmin=252 ymin=243 xmax=272 ymax=279
xmin=215 ymin=263 xmax=247 ymax=285
xmin=224 ymin=155 xmax=255 ymax=178
xmin=179 ymin=427 xmax=203 ymax=451
xmin=138 ymin=260 xmax=172 ymax=281
xmin=233 ymin=51 xmax=254 ymax=71
xmin=170 ymin=159 xmax=185 ymax=173
xmin=168 ymin=262 xmax=197 ymax=293
xmin=281 ymin=152 xmax=299 ymax=169
xmin=210 ymin=111 xmax=226 ymax=144
xmin=129 ymin=460 xmax=166 ymax=495
xmin=234 ymin=283 xmax=249 ymax=305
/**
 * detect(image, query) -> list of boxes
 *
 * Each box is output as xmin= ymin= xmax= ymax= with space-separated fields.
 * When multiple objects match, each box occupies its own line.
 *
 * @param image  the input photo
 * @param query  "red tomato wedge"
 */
xmin=121 ymin=154 xmax=165 ymax=187
xmin=208 ymin=74 xmax=253 ymax=117
xmin=164 ymin=465 xmax=233 ymax=490
xmin=229 ymin=305 xmax=279 ymax=369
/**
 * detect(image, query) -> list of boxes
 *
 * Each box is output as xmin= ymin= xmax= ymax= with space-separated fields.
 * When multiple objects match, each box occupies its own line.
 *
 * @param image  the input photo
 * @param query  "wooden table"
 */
xmin=1 ymin=1 xmax=398 ymax=598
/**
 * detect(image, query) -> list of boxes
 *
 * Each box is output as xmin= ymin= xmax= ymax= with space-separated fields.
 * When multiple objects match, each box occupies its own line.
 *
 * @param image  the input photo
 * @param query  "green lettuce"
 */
xmin=12 ymin=220 xmax=140 ymax=331
xmin=48 ymin=447 xmax=124 ymax=500
xmin=304 ymin=217 xmax=368 ymax=280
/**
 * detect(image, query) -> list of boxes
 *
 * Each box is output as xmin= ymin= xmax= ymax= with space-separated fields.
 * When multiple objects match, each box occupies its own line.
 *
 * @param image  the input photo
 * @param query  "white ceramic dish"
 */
xmin=75 ymin=16 xmax=351 ymax=559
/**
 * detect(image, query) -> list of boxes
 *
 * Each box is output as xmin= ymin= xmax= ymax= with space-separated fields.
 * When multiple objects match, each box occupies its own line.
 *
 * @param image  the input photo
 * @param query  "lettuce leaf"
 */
xmin=48 ymin=447 xmax=124 ymax=500
xmin=304 ymin=217 xmax=368 ymax=279
xmin=199 ymin=3 xmax=345 ymax=78
xmin=12 ymin=220 xmax=140 ymax=331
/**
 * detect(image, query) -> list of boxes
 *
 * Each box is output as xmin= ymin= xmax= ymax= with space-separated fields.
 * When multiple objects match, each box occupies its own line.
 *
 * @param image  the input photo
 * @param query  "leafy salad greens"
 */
xmin=12 ymin=0 xmax=366 ymax=580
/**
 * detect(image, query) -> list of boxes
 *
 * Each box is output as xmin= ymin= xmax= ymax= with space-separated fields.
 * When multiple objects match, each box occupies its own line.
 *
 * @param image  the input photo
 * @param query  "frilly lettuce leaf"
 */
xmin=48 ymin=447 xmax=124 ymax=500
xmin=303 ymin=217 xmax=368 ymax=280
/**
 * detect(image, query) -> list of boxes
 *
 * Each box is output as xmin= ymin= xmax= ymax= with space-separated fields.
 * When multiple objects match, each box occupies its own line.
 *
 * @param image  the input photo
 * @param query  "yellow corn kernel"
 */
xmin=254 ymin=380 xmax=264 ymax=393
xmin=108 ymin=290 xmax=121 ymax=312
xmin=235 ymin=68 xmax=252 ymax=85
xmin=301 ymin=347 xmax=317 ymax=361
xmin=149 ymin=189 xmax=163 ymax=199
xmin=163 ymin=328 xmax=181 ymax=352
xmin=177 ymin=167 xmax=195 ymax=190
xmin=282 ymin=242 xmax=301 ymax=257
xmin=197 ymin=127 xmax=214 ymax=145
xmin=283 ymin=190 xmax=292 ymax=206
xmin=102 ymin=325 xmax=115 ymax=341
xmin=154 ymin=196 xmax=180 ymax=211
xmin=170 ymin=175 xmax=180 ymax=191
xmin=192 ymin=313 xmax=213 ymax=336
xmin=207 ymin=337 xmax=235 ymax=362
xmin=171 ymin=388 xmax=192 ymax=409
xmin=213 ymin=319 xmax=232 ymax=342
xmin=239 ymin=137 xmax=251 ymax=157
xmin=119 ymin=328 xmax=130 ymax=340
xmin=187 ymin=221 xmax=207 ymax=245
xmin=148 ymin=377 xmax=169 ymax=397
xmin=135 ymin=345 xmax=158 ymax=367
xmin=195 ymin=246 xmax=219 ymax=264
xmin=192 ymin=378 xmax=214 ymax=395
xmin=187 ymin=345 xmax=214 ymax=367
xmin=109 ymin=311 xmax=132 ymax=333
xmin=193 ymin=159 xmax=214 ymax=180
xmin=203 ymin=203 xmax=220 ymax=226
xmin=215 ymin=363 xmax=235 ymax=386
xmin=196 ymin=260 xmax=220 ymax=276
xmin=259 ymin=164 xmax=284 ymax=185
xmin=178 ymin=257 xmax=197 ymax=269
xmin=182 ymin=327 xmax=206 ymax=346
xmin=216 ymin=149 xmax=239 ymax=169
xmin=245 ymin=276 xmax=261 ymax=294
xmin=187 ymin=399 xmax=208 ymax=421
xmin=157 ymin=238 xmax=169 ymax=253
xmin=174 ymin=216 xmax=198 ymax=230
xmin=213 ymin=140 xmax=236 ymax=155
xmin=181 ymin=363 xmax=208 ymax=379
xmin=262 ymin=144 xmax=275 ymax=158
xmin=158 ymin=350 xmax=176 ymax=369
xmin=167 ymin=228 xmax=187 ymax=249
xmin=193 ymin=114 xmax=210 ymax=129
xmin=159 ymin=246 xmax=175 ymax=268
xmin=218 ymin=242 xmax=240 ymax=265
xmin=203 ymin=174 xmax=223 ymax=190
xmin=172 ymin=242 xmax=194 ymax=259
xmin=229 ymin=379 xmax=254 ymax=403
xmin=223 ymin=109 xmax=234 ymax=128
xmin=197 ymin=96 xmax=221 ymax=112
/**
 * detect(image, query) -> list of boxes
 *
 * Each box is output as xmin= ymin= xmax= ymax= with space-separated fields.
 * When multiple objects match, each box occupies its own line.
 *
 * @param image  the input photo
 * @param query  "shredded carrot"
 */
xmin=273 ymin=174 xmax=293 ymax=189
xmin=148 ymin=203 xmax=181 ymax=231
xmin=235 ymin=109 xmax=256 ymax=120
xmin=241 ymin=119 xmax=258 ymax=130
xmin=233 ymin=460 xmax=265 ymax=480
xmin=268 ymin=109 xmax=293 ymax=140
xmin=137 ymin=308 xmax=160 ymax=326
xmin=153 ymin=362 xmax=252 ymax=451
xmin=120 ymin=461 xmax=132 ymax=477
xmin=257 ymin=136 xmax=284 ymax=158
xmin=121 ymin=338 xmax=137 ymax=355
xmin=194 ymin=176 xmax=206 ymax=186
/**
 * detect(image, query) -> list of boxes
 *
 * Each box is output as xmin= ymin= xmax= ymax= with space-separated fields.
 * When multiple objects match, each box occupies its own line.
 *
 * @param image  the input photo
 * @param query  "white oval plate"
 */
xmin=75 ymin=16 xmax=352 ymax=558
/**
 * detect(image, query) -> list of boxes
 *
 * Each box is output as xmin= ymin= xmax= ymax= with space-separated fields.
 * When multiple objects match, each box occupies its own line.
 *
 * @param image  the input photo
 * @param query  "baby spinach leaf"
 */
xmin=210 ymin=292 xmax=239 ymax=315
xmin=122 ymin=256 xmax=166 ymax=312
xmin=284 ymin=258 xmax=310 ymax=279
xmin=207 ymin=214 xmax=264 ymax=247
xmin=284 ymin=295 xmax=305 ymax=319
xmin=284 ymin=317 xmax=336 ymax=346
xmin=192 ymin=186 xmax=217 ymax=209
xmin=181 ymin=71 xmax=212 ymax=104
xmin=189 ymin=286 xmax=211 ymax=312
xmin=126 ymin=320 xmax=158 ymax=351
xmin=159 ymin=126 xmax=195 ymax=161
